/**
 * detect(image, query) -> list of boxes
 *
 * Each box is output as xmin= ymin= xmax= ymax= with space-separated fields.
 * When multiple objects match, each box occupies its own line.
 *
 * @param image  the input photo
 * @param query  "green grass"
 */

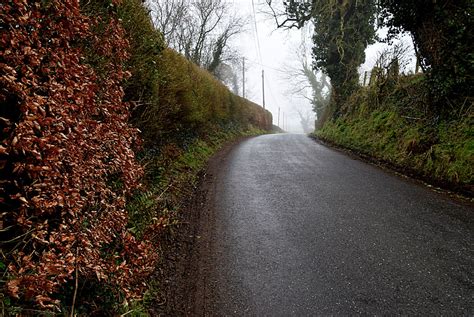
xmin=316 ymin=109 xmax=473 ymax=187
xmin=315 ymin=73 xmax=473 ymax=190
xmin=127 ymin=126 xmax=266 ymax=236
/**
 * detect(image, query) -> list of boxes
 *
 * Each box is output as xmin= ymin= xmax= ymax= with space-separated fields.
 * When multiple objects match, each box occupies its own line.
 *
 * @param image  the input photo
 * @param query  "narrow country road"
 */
xmin=196 ymin=134 xmax=473 ymax=316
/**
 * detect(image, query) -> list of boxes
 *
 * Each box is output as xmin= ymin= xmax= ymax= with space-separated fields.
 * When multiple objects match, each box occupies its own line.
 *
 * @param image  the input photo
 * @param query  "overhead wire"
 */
xmin=265 ymin=74 xmax=281 ymax=118
xmin=245 ymin=58 xmax=287 ymax=74
xmin=251 ymin=0 xmax=262 ymax=63
xmin=250 ymin=0 xmax=284 ymax=127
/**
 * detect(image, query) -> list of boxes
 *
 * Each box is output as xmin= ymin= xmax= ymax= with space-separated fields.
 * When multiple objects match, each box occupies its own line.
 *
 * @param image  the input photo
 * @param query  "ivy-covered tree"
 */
xmin=269 ymin=0 xmax=377 ymax=115
xmin=296 ymin=59 xmax=331 ymax=122
xmin=379 ymin=0 xmax=473 ymax=106
xmin=311 ymin=0 xmax=376 ymax=111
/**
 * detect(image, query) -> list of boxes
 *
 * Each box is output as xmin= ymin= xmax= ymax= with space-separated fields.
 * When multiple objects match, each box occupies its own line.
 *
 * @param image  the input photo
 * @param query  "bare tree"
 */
xmin=149 ymin=0 xmax=245 ymax=74
xmin=296 ymin=108 xmax=315 ymax=133
xmin=148 ymin=0 xmax=188 ymax=41
xmin=215 ymin=62 xmax=240 ymax=95
xmin=284 ymin=40 xmax=331 ymax=122
xmin=264 ymin=0 xmax=313 ymax=29
xmin=370 ymin=42 xmax=412 ymax=85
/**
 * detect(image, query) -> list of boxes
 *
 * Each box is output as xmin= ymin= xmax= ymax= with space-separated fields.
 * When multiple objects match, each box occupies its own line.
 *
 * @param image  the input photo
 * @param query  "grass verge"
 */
xmin=315 ymin=110 xmax=473 ymax=197
xmin=121 ymin=126 xmax=267 ymax=315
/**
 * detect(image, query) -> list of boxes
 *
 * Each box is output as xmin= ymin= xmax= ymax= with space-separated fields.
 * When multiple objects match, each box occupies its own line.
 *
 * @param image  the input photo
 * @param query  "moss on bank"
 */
xmin=315 ymin=75 xmax=473 ymax=195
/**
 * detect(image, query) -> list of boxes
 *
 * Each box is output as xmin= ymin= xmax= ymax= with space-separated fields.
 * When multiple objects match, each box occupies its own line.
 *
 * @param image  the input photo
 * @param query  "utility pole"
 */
xmin=242 ymin=57 xmax=245 ymax=98
xmin=261 ymin=69 xmax=265 ymax=109
xmin=282 ymin=112 xmax=285 ymax=131
xmin=278 ymin=107 xmax=280 ymax=127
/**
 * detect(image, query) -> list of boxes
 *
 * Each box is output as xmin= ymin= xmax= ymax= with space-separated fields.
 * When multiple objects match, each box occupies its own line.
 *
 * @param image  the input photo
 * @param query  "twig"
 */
xmin=0 ymin=225 xmax=15 ymax=232
xmin=121 ymin=309 xmax=137 ymax=317
xmin=456 ymin=97 xmax=471 ymax=119
xmin=156 ymin=182 xmax=174 ymax=201
xmin=0 ymin=229 xmax=34 ymax=244
xmin=401 ymin=115 xmax=421 ymax=121
xmin=70 ymin=250 xmax=79 ymax=317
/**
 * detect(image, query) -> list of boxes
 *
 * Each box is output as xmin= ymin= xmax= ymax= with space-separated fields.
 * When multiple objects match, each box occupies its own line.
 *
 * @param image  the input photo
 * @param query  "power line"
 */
xmin=250 ymin=1 xmax=281 ymax=126
xmin=265 ymin=74 xmax=281 ymax=111
xmin=245 ymin=58 xmax=287 ymax=74
xmin=251 ymin=0 xmax=262 ymax=63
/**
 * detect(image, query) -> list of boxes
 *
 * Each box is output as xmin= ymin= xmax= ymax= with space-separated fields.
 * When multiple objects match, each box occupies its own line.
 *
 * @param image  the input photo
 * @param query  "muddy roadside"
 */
xmin=149 ymin=137 xmax=247 ymax=316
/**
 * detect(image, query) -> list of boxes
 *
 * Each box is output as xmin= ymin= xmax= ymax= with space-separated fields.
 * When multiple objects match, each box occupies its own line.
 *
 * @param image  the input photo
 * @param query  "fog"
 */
xmin=228 ymin=0 xmax=416 ymax=133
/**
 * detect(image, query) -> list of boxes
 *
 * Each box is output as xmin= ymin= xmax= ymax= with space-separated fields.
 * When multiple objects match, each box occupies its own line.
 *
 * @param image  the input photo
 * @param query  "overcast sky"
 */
xmin=227 ymin=0 xmax=416 ymax=133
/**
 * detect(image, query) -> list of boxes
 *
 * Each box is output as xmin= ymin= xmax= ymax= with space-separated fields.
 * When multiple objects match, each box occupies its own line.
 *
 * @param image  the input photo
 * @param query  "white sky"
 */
xmin=227 ymin=0 xmax=416 ymax=133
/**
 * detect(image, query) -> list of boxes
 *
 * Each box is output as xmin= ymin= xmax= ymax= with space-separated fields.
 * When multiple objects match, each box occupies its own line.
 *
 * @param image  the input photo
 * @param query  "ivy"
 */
xmin=281 ymin=0 xmax=377 ymax=114
xmin=379 ymin=0 xmax=473 ymax=108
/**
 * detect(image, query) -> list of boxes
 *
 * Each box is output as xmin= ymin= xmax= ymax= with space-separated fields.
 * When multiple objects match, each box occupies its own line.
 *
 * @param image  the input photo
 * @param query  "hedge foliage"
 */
xmin=132 ymin=47 xmax=272 ymax=148
xmin=0 ymin=0 xmax=159 ymax=311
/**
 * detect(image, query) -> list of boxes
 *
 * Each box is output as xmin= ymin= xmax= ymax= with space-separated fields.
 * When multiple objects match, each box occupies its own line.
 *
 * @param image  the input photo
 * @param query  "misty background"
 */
xmin=226 ymin=0 xmax=416 ymax=132
xmin=151 ymin=0 xmax=417 ymax=133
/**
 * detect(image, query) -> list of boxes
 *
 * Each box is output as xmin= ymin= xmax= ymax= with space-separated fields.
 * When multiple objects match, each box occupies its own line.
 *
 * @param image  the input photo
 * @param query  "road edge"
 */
xmin=310 ymin=135 xmax=473 ymax=202
xmin=156 ymin=136 xmax=255 ymax=315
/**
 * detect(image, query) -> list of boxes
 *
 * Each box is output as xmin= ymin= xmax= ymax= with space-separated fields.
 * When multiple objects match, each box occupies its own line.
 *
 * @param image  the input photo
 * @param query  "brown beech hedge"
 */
xmin=1 ymin=0 xmax=272 ymax=312
xmin=0 ymin=0 xmax=157 ymax=309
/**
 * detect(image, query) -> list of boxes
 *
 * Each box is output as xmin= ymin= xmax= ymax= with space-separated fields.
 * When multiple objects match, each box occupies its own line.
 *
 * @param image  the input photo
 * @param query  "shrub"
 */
xmin=1 ymin=0 xmax=271 ymax=313
xmin=0 ymin=0 xmax=156 ymax=311
xmin=132 ymin=48 xmax=272 ymax=148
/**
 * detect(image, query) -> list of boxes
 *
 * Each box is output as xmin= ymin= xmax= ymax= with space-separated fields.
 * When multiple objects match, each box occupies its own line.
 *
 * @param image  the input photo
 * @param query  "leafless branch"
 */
xmin=264 ymin=0 xmax=312 ymax=29
xmin=149 ymin=0 xmax=245 ymax=73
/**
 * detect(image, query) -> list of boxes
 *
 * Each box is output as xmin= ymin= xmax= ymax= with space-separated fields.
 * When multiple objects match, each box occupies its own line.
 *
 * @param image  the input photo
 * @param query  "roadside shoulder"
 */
xmin=310 ymin=135 xmax=473 ymax=203
xmin=151 ymin=135 xmax=256 ymax=315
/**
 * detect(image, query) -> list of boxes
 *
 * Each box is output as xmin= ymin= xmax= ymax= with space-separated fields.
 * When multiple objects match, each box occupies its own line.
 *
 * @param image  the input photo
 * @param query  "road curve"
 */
xmin=199 ymin=133 xmax=473 ymax=316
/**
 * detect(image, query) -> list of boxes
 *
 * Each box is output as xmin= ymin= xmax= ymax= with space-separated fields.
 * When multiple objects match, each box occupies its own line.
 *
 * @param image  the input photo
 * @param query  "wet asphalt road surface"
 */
xmin=201 ymin=134 xmax=473 ymax=316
